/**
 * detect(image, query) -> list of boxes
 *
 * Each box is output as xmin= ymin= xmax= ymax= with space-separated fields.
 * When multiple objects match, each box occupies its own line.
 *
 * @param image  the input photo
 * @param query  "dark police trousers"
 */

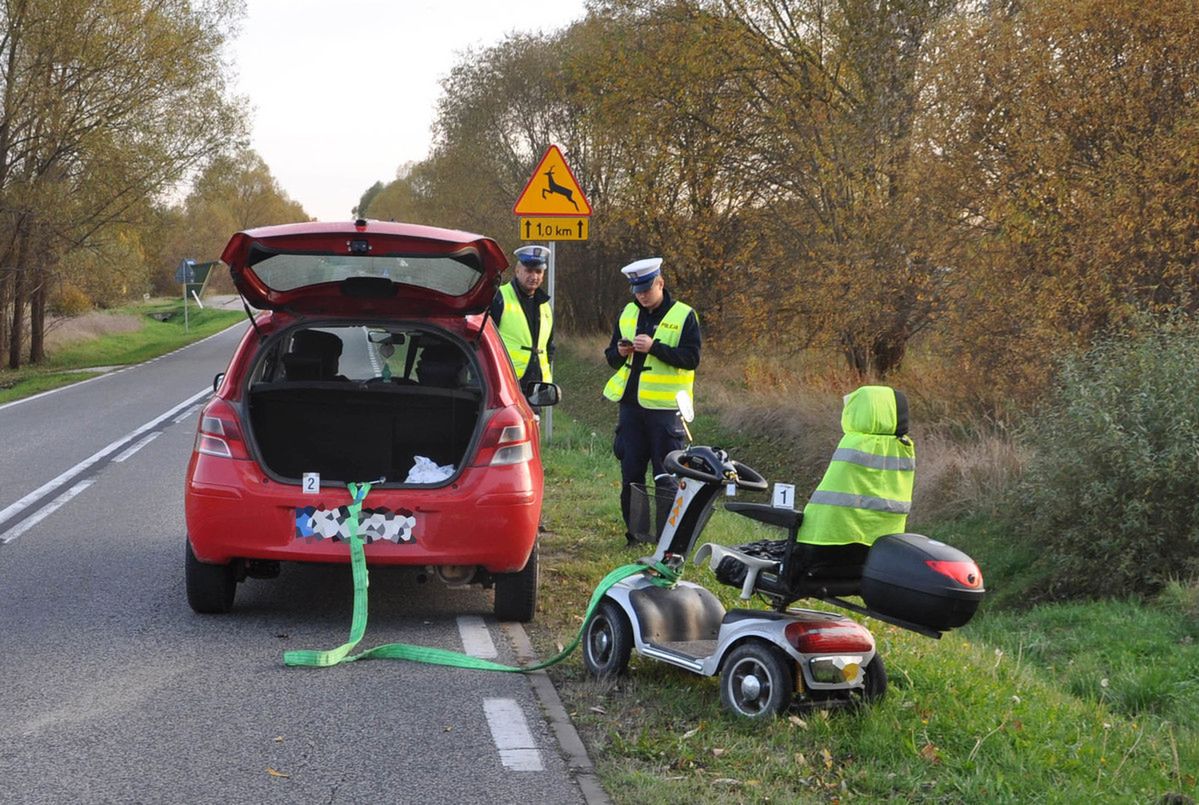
xmin=616 ymin=403 xmax=686 ymax=540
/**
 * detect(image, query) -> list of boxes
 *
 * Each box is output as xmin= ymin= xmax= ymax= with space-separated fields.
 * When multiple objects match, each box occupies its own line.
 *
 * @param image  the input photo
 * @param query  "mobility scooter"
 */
xmin=582 ymin=391 xmax=984 ymax=718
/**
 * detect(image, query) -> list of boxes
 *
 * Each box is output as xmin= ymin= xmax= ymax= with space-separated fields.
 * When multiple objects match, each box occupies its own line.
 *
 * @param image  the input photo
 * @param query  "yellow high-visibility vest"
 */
xmin=603 ymin=301 xmax=694 ymax=409
xmin=497 ymin=282 xmax=552 ymax=382
xmin=796 ymin=386 xmax=915 ymax=546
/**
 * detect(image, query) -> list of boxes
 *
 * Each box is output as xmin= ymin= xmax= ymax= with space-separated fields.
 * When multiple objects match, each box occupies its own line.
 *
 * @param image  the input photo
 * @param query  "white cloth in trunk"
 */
xmin=405 ymin=455 xmax=455 ymax=483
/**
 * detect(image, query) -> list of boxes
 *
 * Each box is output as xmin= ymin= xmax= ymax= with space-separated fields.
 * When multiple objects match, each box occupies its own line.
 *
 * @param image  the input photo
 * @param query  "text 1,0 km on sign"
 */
xmin=519 ymin=217 xmax=588 ymax=241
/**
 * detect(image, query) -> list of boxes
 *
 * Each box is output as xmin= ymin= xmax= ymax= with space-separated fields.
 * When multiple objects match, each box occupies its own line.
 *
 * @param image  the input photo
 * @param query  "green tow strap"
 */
xmin=284 ymin=482 xmax=678 ymax=671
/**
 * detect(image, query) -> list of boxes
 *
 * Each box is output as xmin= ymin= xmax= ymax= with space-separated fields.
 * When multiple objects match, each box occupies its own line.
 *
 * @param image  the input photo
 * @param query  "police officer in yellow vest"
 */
xmin=603 ymin=258 xmax=701 ymax=545
xmin=491 ymin=245 xmax=554 ymax=394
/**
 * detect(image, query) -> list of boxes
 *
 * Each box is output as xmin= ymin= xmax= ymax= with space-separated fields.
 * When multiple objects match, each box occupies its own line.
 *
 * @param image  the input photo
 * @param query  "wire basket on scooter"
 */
xmin=627 ymin=483 xmax=677 ymax=544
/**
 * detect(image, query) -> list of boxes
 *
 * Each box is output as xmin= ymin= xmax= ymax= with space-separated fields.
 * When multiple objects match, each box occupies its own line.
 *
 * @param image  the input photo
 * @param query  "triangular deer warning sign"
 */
xmin=513 ymin=145 xmax=592 ymax=216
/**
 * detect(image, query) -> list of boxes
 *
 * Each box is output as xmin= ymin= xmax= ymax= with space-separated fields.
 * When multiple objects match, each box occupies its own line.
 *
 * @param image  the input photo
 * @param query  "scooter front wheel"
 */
xmin=583 ymin=598 xmax=633 ymax=678
xmin=719 ymin=640 xmax=795 ymax=719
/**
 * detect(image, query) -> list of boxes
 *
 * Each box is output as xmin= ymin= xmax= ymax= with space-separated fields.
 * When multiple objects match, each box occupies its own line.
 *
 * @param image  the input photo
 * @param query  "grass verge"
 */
xmin=531 ymin=340 xmax=1198 ymax=803
xmin=0 ymin=299 xmax=242 ymax=404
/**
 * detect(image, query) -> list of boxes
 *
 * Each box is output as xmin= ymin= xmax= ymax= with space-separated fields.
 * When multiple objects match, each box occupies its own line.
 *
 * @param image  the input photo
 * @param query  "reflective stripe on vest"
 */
xmin=603 ymin=301 xmax=694 ymax=409
xmin=830 ymin=448 xmax=916 ymax=472
xmin=497 ymin=283 xmax=552 ymax=382
xmin=797 ymin=429 xmax=915 ymax=547
xmin=808 ymin=490 xmax=911 ymax=514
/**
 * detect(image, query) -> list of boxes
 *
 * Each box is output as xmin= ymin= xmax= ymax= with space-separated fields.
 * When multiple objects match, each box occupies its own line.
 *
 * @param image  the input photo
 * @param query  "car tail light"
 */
xmin=926 ymin=560 xmax=984 ymax=589
xmin=785 ymin=619 xmax=874 ymax=654
xmin=194 ymin=398 xmax=250 ymax=460
xmin=475 ymin=406 xmax=533 ymax=467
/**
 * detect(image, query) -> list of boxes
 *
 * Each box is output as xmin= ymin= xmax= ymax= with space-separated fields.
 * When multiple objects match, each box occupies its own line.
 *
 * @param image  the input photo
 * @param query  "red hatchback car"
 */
xmin=184 ymin=220 xmax=558 ymax=621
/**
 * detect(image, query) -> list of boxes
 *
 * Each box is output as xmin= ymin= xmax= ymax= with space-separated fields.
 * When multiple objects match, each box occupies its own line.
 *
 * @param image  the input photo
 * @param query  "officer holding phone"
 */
xmin=603 ymin=258 xmax=702 ymax=545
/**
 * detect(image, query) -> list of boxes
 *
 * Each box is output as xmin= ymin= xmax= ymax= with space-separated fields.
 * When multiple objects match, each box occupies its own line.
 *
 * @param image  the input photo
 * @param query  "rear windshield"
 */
xmin=248 ymin=253 xmax=483 ymax=297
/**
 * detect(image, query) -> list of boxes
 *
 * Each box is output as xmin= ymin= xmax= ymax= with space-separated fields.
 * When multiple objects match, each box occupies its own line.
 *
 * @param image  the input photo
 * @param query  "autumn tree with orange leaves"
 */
xmin=357 ymin=0 xmax=1199 ymax=407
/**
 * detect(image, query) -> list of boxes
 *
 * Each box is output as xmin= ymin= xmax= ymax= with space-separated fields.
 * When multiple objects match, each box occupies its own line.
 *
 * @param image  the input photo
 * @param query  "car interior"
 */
xmin=246 ymin=326 xmax=483 ymax=484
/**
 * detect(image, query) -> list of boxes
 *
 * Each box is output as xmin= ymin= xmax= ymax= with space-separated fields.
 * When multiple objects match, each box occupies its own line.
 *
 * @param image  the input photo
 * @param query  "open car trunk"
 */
xmin=244 ymin=325 xmax=484 ymax=485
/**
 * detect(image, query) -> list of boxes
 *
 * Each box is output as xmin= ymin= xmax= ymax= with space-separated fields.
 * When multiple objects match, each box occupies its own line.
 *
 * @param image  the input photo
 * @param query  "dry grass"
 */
xmin=910 ymin=429 xmax=1026 ymax=525
xmin=703 ymin=346 xmax=1027 ymax=523
xmin=43 ymin=311 xmax=142 ymax=349
xmin=562 ymin=332 xmax=1026 ymax=522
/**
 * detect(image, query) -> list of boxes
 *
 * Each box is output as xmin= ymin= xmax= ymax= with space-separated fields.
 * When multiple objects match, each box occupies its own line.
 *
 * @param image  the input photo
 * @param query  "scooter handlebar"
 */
xmin=663 ymin=448 xmax=769 ymax=490
xmin=730 ymin=460 xmax=768 ymax=491
xmin=664 ymin=448 xmax=725 ymax=484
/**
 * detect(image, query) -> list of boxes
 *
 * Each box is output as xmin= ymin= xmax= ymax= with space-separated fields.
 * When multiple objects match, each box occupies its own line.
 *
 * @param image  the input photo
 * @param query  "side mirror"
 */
xmin=675 ymin=390 xmax=694 ymax=422
xmin=212 ymin=372 xmax=225 ymax=393
xmin=675 ymin=390 xmax=694 ymax=443
xmin=525 ymin=382 xmax=561 ymax=408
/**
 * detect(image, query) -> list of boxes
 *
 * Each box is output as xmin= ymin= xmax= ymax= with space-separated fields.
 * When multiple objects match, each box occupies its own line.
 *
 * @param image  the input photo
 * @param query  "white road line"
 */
xmin=0 ymin=387 xmax=210 ymax=532
xmin=1 ymin=480 xmax=95 ymax=544
xmin=484 ymin=698 xmax=544 ymax=772
xmin=0 ymin=323 xmax=242 ymax=413
xmin=457 ymin=616 xmax=498 ymax=658
xmin=172 ymin=403 xmax=203 ymax=424
xmin=112 ymin=432 xmax=162 ymax=463
xmin=363 ymin=326 xmax=383 ymax=376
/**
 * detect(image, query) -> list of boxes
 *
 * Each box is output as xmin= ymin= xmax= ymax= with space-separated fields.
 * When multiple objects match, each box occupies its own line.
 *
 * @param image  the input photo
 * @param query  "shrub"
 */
xmin=1008 ymin=319 xmax=1199 ymax=598
xmin=1156 ymin=578 xmax=1199 ymax=624
xmin=48 ymin=284 xmax=93 ymax=317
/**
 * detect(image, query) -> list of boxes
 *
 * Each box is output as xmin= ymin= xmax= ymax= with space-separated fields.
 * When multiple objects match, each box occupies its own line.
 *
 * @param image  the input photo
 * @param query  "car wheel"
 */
xmin=494 ymin=544 xmax=538 ymax=622
xmin=185 ymin=539 xmax=237 ymax=614
xmin=583 ymin=598 xmax=633 ymax=678
xmin=720 ymin=640 xmax=795 ymax=719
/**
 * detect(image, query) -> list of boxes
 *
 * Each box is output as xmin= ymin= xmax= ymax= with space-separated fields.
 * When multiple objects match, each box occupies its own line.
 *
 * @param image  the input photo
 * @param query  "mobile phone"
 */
xmin=619 ymin=338 xmax=633 ymax=347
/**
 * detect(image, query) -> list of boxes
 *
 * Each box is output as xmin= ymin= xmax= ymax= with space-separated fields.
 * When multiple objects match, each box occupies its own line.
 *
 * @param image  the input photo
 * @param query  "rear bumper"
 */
xmin=185 ymin=453 xmax=540 ymax=572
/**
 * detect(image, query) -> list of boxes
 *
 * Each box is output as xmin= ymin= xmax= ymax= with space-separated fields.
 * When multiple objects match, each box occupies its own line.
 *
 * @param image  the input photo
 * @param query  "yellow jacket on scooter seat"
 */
xmin=796 ymin=386 xmax=915 ymax=547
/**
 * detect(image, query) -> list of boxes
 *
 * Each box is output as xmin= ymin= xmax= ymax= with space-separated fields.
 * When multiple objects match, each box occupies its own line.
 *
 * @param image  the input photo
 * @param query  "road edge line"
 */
xmin=501 ymin=621 xmax=610 ymax=805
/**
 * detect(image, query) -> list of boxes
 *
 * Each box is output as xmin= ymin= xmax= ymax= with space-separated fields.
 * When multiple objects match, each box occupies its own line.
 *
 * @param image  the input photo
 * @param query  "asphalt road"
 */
xmin=0 ymin=323 xmax=591 ymax=804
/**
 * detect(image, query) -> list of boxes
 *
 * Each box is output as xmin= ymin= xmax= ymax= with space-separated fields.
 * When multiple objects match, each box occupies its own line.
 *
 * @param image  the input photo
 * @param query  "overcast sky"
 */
xmin=228 ymin=0 xmax=589 ymax=222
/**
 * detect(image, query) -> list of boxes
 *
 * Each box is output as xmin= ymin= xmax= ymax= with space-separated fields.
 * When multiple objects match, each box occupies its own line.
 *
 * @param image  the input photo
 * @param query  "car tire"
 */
xmin=494 ymin=544 xmax=538 ymax=622
xmin=719 ymin=640 xmax=795 ymax=719
xmin=185 ymin=539 xmax=237 ymax=614
xmin=583 ymin=598 xmax=633 ymax=678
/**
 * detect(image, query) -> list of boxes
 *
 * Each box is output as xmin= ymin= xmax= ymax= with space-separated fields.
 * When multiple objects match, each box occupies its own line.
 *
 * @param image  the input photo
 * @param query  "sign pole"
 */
xmin=183 ymin=282 xmax=189 ymax=332
xmin=545 ymin=241 xmax=556 ymax=442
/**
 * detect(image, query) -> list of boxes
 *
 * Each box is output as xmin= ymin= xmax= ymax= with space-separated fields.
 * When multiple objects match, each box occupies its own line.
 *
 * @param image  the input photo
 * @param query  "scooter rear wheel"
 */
xmin=583 ymin=598 xmax=633 ymax=678
xmin=719 ymin=640 xmax=795 ymax=719
xmin=861 ymin=654 xmax=888 ymax=702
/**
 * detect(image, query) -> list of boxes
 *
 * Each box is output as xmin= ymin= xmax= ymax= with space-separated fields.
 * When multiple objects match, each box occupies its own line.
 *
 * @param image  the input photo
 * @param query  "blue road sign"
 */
xmin=174 ymin=258 xmax=196 ymax=284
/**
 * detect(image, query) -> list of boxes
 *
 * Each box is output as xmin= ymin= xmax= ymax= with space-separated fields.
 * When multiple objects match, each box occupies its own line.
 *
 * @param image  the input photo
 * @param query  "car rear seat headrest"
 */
xmin=416 ymin=343 xmax=466 ymax=387
xmin=289 ymin=329 xmax=343 ymax=379
xmin=282 ymin=353 xmax=324 ymax=381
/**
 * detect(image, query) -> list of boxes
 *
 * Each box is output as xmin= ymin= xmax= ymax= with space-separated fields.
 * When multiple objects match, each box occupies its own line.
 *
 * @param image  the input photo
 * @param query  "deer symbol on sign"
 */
xmin=541 ymin=168 xmax=579 ymax=210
